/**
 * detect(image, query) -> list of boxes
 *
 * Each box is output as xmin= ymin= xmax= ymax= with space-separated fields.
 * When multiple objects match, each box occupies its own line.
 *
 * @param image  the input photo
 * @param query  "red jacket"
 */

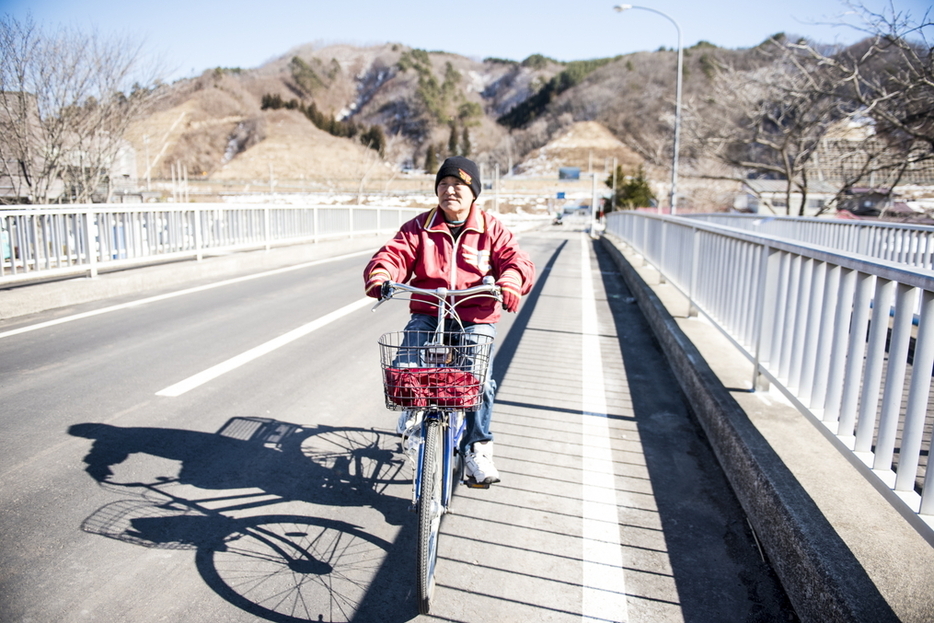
xmin=364 ymin=206 xmax=535 ymax=324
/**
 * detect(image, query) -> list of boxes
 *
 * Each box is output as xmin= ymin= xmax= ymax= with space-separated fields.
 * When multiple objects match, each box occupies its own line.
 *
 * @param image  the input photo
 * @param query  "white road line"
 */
xmin=580 ymin=234 xmax=630 ymax=623
xmin=156 ymin=297 xmax=372 ymax=397
xmin=0 ymin=249 xmax=374 ymax=340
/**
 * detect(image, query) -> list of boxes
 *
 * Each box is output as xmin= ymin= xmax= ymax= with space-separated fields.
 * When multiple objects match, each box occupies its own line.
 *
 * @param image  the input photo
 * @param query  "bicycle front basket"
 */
xmin=378 ymin=331 xmax=493 ymax=410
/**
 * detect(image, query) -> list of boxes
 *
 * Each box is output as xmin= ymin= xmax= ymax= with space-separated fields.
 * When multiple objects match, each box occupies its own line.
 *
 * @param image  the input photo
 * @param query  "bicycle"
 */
xmin=372 ymin=277 xmax=500 ymax=615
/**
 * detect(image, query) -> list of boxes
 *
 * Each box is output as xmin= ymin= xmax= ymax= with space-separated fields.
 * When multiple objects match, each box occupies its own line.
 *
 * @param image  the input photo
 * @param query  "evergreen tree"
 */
xmin=262 ymin=93 xmax=285 ymax=110
xmin=360 ymin=125 xmax=386 ymax=155
xmin=447 ymin=122 xmax=458 ymax=156
xmin=605 ymin=165 xmax=655 ymax=211
xmin=461 ymin=127 xmax=471 ymax=157
xmin=424 ymin=144 xmax=438 ymax=173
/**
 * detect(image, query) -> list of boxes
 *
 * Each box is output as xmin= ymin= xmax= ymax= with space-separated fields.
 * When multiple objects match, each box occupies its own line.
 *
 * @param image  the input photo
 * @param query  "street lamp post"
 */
xmin=613 ymin=4 xmax=682 ymax=215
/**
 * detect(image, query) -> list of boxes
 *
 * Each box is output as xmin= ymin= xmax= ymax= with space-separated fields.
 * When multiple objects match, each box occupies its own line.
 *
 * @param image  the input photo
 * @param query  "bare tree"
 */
xmin=0 ymin=14 xmax=163 ymax=204
xmin=685 ymin=3 xmax=933 ymax=215
xmin=685 ymin=39 xmax=851 ymax=215
xmin=790 ymin=2 xmax=934 ymax=197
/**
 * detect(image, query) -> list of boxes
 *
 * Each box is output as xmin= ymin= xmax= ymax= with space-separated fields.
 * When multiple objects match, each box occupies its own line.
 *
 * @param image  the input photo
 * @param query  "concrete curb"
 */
xmin=599 ymin=234 xmax=900 ymax=623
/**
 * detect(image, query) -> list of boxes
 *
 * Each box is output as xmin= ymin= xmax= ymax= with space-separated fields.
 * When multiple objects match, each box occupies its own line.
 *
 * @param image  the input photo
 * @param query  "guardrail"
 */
xmin=0 ymin=204 xmax=422 ymax=285
xmin=685 ymin=213 xmax=934 ymax=270
xmin=605 ymin=211 xmax=934 ymax=542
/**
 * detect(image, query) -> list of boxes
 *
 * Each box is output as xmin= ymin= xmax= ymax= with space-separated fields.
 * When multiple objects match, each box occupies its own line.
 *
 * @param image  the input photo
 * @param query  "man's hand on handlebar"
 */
xmin=498 ymin=285 xmax=520 ymax=312
xmin=496 ymin=270 xmax=523 ymax=313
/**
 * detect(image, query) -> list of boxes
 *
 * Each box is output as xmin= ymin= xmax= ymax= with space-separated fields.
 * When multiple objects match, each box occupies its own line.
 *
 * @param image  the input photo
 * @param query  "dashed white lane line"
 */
xmin=155 ymin=296 xmax=372 ymax=397
xmin=0 ymin=249 xmax=373 ymax=340
xmin=580 ymin=234 xmax=630 ymax=623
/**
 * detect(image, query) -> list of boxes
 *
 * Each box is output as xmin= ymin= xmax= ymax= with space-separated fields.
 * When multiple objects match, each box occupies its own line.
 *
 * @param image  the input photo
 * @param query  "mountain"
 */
xmin=124 ymin=39 xmax=777 ymax=198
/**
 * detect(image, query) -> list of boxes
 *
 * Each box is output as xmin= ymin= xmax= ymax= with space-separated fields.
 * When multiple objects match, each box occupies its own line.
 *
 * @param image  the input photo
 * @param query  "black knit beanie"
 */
xmin=435 ymin=156 xmax=481 ymax=199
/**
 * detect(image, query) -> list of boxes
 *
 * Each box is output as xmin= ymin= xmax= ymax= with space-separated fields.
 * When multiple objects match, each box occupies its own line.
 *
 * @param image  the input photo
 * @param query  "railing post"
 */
xmin=777 ymin=254 xmax=802 ymax=382
xmin=837 ymin=272 xmax=875 ymax=440
xmin=264 ymin=206 xmax=271 ymax=251
xmin=796 ymin=259 xmax=824 ymax=402
xmin=641 ymin=215 xmax=648 ymax=265
xmin=85 ymin=210 xmax=98 ymax=279
xmin=750 ymin=244 xmax=775 ymax=391
xmin=910 ymin=291 xmax=934 ymax=512
xmin=873 ymin=283 xmax=917 ymax=472
xmin=822 ymin=267 xmax=856 ymax=426
xmin=194 ymin=207 xmax=203 ymax=261
xmin=313 ymin=206 xmax=319 ymax=244
xmin=854 ymin=278 xmax=896 ymax=454
xmin=687 ymin=225 xmax=699 ymax=317
xmin=810 ymin=263 xmax=841 ymax=415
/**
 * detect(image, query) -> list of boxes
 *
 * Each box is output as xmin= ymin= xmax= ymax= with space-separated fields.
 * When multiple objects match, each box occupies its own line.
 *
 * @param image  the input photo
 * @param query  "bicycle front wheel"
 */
xmin=417 ymin=419 xmax=443 ymax=614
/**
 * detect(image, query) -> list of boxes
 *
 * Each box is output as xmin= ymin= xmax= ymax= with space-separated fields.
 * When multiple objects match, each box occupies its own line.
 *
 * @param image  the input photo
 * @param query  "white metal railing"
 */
xmin=605 ymin=211 xmax=934 ymax=541
xmin=685 ymin=213 xmax=934 ymax=270
xmin=0 ymin=204 xmax=422 ymax=285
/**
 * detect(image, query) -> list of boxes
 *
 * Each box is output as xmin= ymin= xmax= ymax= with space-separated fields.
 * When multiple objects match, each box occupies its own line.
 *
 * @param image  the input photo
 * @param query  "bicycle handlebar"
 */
xmin=387 ymin=278 xmax=499 ymax=298
xmin=371 ymin=277 xmax=501 ymax=313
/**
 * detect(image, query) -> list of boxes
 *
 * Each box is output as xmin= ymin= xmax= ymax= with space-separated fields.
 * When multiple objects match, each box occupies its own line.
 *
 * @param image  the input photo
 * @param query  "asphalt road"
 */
xmin=0 ymin=223 xmax=797 ymax=622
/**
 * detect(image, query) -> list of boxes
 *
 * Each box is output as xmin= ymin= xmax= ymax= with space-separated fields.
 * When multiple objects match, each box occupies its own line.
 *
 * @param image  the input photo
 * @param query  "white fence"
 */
xmin=0 ymin=204 xmax=422 ymax=285
xmin=605 ymin=211 xmax=934 ymax=541
xmin=685 ymin=213 xmax=934 ymax=271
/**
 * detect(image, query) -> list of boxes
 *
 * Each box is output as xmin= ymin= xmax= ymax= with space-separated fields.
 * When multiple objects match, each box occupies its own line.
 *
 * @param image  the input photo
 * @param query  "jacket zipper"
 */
xmin=447 ymin=225 xmax=462 ymax=320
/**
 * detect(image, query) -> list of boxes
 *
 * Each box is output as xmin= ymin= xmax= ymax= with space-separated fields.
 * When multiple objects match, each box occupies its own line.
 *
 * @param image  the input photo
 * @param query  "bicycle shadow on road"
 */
xmin=69 ymin=418 xmax=417 ymax=622
xmin=69 ymin=419 xmax=408 ymax=518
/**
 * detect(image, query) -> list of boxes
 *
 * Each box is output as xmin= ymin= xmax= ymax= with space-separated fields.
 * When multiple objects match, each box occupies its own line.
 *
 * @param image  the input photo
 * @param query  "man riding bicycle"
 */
xmin=364 ymin=156 xmax=535 ymax=485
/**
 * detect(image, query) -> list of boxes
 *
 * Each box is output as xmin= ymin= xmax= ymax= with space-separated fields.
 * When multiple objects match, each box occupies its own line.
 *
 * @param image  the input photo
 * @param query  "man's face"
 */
xmin=437 ymin=176 xmax=474 ymax=221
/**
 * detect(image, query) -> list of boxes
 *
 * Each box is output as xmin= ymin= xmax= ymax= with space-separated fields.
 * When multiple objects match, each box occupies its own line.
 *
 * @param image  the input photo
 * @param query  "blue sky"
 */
xmin=1 ymin=0 xmax=929 ymax=82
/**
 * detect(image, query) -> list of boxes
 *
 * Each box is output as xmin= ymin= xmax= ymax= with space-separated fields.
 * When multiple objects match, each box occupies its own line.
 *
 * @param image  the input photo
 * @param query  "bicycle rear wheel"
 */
xmin=417 ymin=419 xmax=443 ymax=614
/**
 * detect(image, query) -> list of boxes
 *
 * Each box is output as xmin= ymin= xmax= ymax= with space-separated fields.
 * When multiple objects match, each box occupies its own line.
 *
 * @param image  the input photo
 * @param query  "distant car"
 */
xmin=552 ymin=214 xmax=563 ymax=225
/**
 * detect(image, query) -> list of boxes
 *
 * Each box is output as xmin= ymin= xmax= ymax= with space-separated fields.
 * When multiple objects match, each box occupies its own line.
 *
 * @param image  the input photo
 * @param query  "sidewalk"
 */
xmin=599 ymin=234 xmax=934 ymax=623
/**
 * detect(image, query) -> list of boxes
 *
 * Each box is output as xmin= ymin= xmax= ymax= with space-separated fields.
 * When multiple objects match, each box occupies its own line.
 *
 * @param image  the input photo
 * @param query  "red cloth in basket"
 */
xmin=384 ymin=367 xmax=482 ymax=408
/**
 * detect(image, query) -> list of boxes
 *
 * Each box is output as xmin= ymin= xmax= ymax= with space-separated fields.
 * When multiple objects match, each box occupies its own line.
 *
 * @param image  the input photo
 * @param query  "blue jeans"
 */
xmin=400 ymin=314 xmax=497 ymax=450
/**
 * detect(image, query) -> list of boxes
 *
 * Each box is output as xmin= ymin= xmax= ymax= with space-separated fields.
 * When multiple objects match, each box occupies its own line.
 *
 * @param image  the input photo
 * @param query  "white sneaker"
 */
xmin=465 ymin=441 xmax=500 ymax=484
xmin=397 ymin=410 xmax=416 ymax=436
